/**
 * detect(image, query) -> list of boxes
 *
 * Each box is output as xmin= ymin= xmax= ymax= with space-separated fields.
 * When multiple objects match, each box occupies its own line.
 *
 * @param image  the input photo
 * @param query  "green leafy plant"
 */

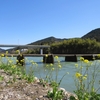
xmin=73 ymin=56 xmax=100 ymax=100
xmin=0 ymin=53 xmax=35 ymax=83
xmin=47 ymin=85 xmax=64 ymax=100
xmin=0 ymin=76 xmax=4 ymax=81
xmin=47 ymin=56 xmax=68 ymax=100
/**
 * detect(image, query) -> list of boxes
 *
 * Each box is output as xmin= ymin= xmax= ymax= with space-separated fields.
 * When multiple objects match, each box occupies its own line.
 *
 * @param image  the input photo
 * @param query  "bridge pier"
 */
xmin=82 ymin=55 xmax=94 ymax=60
xmin=43 ymin=54 xmax=54 ymax=64
xmin=65 ymin=55 xmax=77 ymax=62
xmin=94 ymin=56 xmax=100 ymax=60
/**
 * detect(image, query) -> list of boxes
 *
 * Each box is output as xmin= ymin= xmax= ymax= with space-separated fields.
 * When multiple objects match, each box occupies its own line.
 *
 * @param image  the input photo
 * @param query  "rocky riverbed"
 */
xmin=0 ymin=69 xmax=78 ymax=100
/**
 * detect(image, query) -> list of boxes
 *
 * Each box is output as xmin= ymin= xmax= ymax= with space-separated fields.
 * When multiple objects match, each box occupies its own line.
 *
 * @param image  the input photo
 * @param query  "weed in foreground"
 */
xmin=71 ymin=56 xmax=100 ymax=100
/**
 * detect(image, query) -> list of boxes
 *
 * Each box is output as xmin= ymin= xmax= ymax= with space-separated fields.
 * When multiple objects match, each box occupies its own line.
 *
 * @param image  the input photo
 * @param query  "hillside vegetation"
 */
xmin=82 ymin=28 xmax=100 ymax=42
xmin=29 ymin=36 xmax=66 ymax=45
xmin=50 ymin=38 xmax=100 ymax=54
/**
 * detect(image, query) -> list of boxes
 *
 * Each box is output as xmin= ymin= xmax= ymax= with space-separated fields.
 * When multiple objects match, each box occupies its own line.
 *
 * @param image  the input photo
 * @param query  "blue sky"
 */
xmin=0 ymin=0 xmax=100 ymax=46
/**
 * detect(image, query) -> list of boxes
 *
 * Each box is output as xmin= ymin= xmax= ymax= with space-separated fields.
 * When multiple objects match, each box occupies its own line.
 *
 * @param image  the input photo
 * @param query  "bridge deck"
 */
xmin=1 ymin=54 xmax=98 ymax=57
xmin=0 ymin=44 xmax=50 ymax=48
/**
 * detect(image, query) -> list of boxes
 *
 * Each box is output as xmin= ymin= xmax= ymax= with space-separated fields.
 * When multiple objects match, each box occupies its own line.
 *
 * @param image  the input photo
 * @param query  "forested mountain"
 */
xmin=29 ymin=36 xmax=66 ymax=45
xmin=82 ymin=28 xmax=100 ymax=41
xmin=29 ymin=28 xmax=100 ymax=46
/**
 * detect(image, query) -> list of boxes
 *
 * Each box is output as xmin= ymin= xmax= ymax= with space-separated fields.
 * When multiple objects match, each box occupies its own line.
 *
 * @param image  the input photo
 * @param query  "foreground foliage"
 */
xmin=0 ymin=52 xmax=100 ymax=100
xmin=72 ymin=56 xmax=100 ymax=100
xmin=0 ymin=54 xmax=35 ymax=83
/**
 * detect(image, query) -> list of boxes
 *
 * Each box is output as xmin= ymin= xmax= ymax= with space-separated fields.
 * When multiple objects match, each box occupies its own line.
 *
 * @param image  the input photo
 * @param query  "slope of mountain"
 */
xmin=0 ymin=48 xmax=5 ymax=53
xmin=29 ymin=36 xmax=66 ymax=45
xmin=6 ymin=36 xmax=67 ymax=53
xmin=82 ymin=28 xmax=100 ymax=41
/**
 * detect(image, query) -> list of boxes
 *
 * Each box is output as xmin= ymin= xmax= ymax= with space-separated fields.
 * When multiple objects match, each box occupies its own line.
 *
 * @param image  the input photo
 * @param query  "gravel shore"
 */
xmin=0 ymin=69 xmax=78 ymax=100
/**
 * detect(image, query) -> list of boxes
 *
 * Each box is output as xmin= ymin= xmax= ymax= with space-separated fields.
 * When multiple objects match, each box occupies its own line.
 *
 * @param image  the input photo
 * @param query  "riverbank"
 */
xmin=0 ymin=69 xmax=78 ymax=100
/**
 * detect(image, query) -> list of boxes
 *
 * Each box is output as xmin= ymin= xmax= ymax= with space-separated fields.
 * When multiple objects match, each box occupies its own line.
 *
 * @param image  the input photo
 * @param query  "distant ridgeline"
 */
xmin=82 ymin=28 xmax=100 ymax=42
xmin=1 ymin=28 xmax=100 ymax=54
xmin=0 ymin=48 xmax=5 ymax=53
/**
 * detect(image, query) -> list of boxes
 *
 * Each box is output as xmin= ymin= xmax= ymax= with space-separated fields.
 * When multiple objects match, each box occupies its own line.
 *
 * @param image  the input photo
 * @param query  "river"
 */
xmin=24 ymin=57 xmax=100 ymax=94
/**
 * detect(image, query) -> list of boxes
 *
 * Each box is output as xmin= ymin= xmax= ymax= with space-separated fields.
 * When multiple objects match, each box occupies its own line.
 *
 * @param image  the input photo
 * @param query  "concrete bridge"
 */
xmin=0 ymin=44 xmax=50 ymax=48
xmin=0 ymin=44 xmax=99 ymax=64
xmin=0 ymin=44 xmax=50 ymax=54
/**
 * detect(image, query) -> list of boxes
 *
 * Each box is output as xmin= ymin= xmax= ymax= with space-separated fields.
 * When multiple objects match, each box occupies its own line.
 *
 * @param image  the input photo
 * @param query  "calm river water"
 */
xmin=24 ymin=57 xmax=100 ymax=93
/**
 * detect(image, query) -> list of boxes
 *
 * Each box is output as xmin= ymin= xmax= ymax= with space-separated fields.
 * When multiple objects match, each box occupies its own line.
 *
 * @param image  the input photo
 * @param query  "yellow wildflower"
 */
xmin=80 ymin=66 xmax=83 ymax=69
xmin=1 ymin=54 xmax=4 ymax=57
xmin=16 ymin=50 xmax=19 ymax=52
xmin=46 ymin=64 xmax=49 ymax=67
xmin=80 ymin=57 xmax=84 ymax=61
xmin=18 ymin=63 xmax=21 ymax=66
xmin=9 ymin=60 xmax=12 ymax=63
xmin=11 ymin=65 xmax=16 ymax=69
xmin=6 ymin=56 xmax=8 ymax=58
xmin=83 ymin=76 xmax=87 ymax=80
xmin=16 ymin=60 xmax=19 ymax=62
xmin=58 ymin=64 xmax=62 ymax=68
xmin=97 ymin=54 xmax=100 ymax=58
xmin=55 ymin=56 xmax=58 ymax=59
xmin=84 ymin=59 xmax=89 ymax=63
xmin=16 ymin=50 xmax=20 ymax=54
xmin=75 ymin=72 xmax=82 ymax=78
xmin=21 ymin=60 xmax=23 ymax=62
xmin=75 ymin=64 xmax=78 ymax=68
xmin=6 ymin=51 xmax=8 ymax=54
xmin=45 ymin=54 xmax=48 ymax=57
xmin=52 ymin=68 xmax=54 ymax=70
xmin=58 ymin=60 xmax=60 ymax=63
xmin=32 ymin=62 xmax=35 ymax=65
xmin=50 ymin=63 xmax=53 ymax=66
xmin=20 ymin=59 xmax=24 ymax=62
xmin=84 ymin=74 xmax=87 ymax=77
xmin=35 ymin=63 xmax=38 ymax=66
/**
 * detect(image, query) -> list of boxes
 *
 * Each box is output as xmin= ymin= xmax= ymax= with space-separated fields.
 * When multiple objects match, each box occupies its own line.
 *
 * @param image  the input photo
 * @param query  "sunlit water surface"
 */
xmin=24 ymin=57 xmax=100 ymax=93
xmin=1 ymin=56 xmax=100 ymax=93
